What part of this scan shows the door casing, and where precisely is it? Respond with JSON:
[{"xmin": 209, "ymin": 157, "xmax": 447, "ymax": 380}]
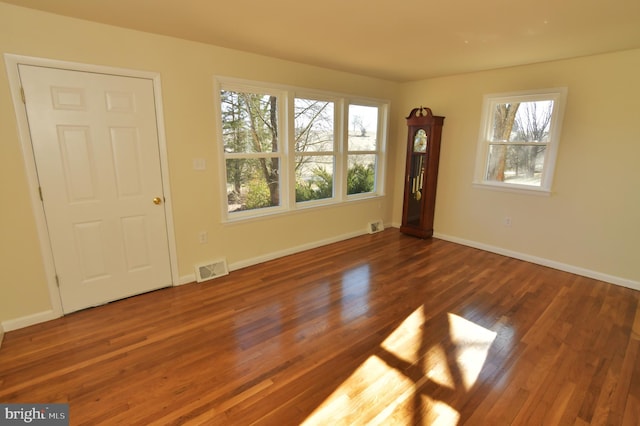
[{"xmin": 4, "ymin": 54, "xmax": 179, "ymax": 321}]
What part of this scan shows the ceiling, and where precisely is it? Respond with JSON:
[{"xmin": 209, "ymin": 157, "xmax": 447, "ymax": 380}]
[{"xmin": 3, "ymin": 0, "xmax": 640, "ymax": 82}]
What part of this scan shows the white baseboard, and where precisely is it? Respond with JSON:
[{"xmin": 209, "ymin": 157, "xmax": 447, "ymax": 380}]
[
  {"xmin": 182, "ymin": 226, "xmax": 638, "ymax": 292},
  {"xmin": 178, "ymin": 228, "xmax": 370, "ymax": 286},
  {"xmin": 3, "ymin": 230, "xmax": 372, "ymax": 333},
  {"xmin": 228, "ymin": 229, "xmax": 366, "ymax": 272},
  {"xmin": 178, "ymin": 274, "xmax": 197, "ymax": 285},
  {"xmin": 434, "ymin": 232, "xmax": 640, "ymax": 291},
  {"xmin": 1, "ymin": 309, "xmax": 60, "ymax": 333},
  {"xmin": 3, "ymin": 226, "xmax": 634, "ymax": 335}
]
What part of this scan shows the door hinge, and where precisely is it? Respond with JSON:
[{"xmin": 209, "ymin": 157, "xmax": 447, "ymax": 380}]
[
  {"xmin": 38, "ymin": 186, "xmax": 43, "ymax": 201},
  {"xmin": 55, "ymin": 275, "xmax": 60, "ymax": 287},
  {"xmin": 20, "ymin": 87, "xmax": 25, "ymax": 104}
]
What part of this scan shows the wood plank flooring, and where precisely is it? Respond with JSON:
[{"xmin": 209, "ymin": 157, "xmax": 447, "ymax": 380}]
[{"xmin": 1, "ymin": 229, "xmax": 639, "ymax": 425}]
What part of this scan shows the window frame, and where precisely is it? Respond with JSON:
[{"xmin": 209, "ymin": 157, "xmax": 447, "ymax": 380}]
[
  {"xmin": 473, "ymin": 87, "xmax": 567, "ymax": 195},
  {"xmin": 291, "ymin": 93, "xmax": 340, "ymax": 207},
  {"xmin": 215, "ymin": 77, "xmax": 389, "ymax": 222},
  {"xmin": 345, "ymin": 102, "xmax": 385, "ymax": 199},
  {"xmin": 218, "ymin": 81, "xmax": 289, "ymax": 220}
]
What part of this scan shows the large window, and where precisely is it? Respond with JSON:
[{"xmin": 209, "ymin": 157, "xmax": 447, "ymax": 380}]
[
  {"xmin": 347, "ymin": 105, "xmax": 379, "ymax": 196},
  {"xmin": 218, "ymin": 78, "xmax": 388, "ymax": 220},
  {"xmin": 220, "ymin": 88, "xmax": 283, "ymax": 213},
  {"xmin": 473, "ymin": 88, "xmax": 567, "ymax": 193},
  {"xmin": 294, "ymin": 97, "xmax": 336, "ymax": 203}
]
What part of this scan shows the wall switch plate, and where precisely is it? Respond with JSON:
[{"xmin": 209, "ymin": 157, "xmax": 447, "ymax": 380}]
[{"xmin": 193, "ymin": 158, "xmax": 206, "ymax": 170}]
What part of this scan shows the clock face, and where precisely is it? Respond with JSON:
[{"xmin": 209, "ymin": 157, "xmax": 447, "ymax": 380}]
[{"xmin": 413, "ymin": 129, "xmax": 428, "ymax": 153}]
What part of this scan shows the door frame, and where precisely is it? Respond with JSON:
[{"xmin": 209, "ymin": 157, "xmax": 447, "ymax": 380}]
[{"xmin": 4, "ymin": 54, "xmax": 179, "ymax": 319}]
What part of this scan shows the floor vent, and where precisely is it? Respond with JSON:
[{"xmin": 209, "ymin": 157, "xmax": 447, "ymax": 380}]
[
  {"xmin": 195, "ymin": 259, "xmax": 229, "ymax": 283},
  {"xmin": 368, "ymin": 220, "xmax": 384, "ymax": 234}
]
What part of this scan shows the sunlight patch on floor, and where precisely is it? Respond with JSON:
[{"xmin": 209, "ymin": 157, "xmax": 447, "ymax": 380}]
[
  {"xmin": 447, "ymin": 313, "xmax": 497, "ymax": 391},
  {"xmin": 302, "ymin": 308, "xmax": 498, "ymax": 425},
  {"xmin": 380, "ymin": 305, "xmax": 427, "ymax": 364},
  {"xmin": 302, "ymin": 355, "xmax": 414, "ymax": 425},
  {"xmin": 421, "ymin": 398, "xmax": 461, "ymax": 426}
]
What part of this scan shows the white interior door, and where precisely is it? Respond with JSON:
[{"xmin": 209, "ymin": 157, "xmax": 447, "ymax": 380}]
[{"xmin": 19, "ymin": 64, "xmax": 173, "ymax": 313}]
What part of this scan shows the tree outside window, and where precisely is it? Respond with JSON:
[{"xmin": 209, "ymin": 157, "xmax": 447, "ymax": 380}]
[
  {"xmin": 294, "ymin": 98, "xmax": 335, "ymax": 203},
  {"xmin": 347, "ymin": 104, "xmax": 379, "ymax": 195},
  {"xmin": 475, "ymin": 88, "xmax": 567, "ymax": 193},
  {"xmin": 219, "ymin": 79, "xmax": 388, "ymax": 219},
  {"xmin": 221, "ymin": 90, "xmax": 281, "ymax": 212}
]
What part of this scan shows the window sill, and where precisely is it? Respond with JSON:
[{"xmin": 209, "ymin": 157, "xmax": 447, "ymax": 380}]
[
  {"xmin": 472, "ymin": 181, "xmax": 551, "ymax": 196},
  {"xmin": 222, "ymin": 194, "xmax": 386, "ymax": 225}
]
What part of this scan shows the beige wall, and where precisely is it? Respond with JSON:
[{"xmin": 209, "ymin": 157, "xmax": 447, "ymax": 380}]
[
  {"xmin": 1, "ymin": 2, "xmax": 638, "ymax": 329},
  {"xmin": 0, "ymin": 3, "xmax": 399, "ymax": 326},
  {"xmin": 392, "ymin": 49, "xmax": 640, "ymax": 286}
]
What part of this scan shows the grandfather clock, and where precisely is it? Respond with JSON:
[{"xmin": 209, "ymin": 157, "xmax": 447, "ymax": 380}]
[{"xmin": 400, "ymin": 107, "xmax": 444, "ymax": 238}]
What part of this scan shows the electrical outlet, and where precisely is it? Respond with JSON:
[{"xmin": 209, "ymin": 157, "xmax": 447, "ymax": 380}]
[{"xmin": 198, "ymin": 231, "xmax": 208, "ymax": 243}]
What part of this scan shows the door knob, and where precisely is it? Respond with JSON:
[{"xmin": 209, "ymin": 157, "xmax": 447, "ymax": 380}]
[{"xmin": 153, "ymin": 197, "xmax": 162, "ymax": 205}]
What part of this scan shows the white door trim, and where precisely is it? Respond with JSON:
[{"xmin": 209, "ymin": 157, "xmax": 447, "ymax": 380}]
[{"xmin": 4, "ymin": 54, "xmax": 179, "ymax": 319}]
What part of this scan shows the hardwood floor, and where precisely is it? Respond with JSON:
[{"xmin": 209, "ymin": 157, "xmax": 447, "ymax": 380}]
[{"xmin": 1, "ymin": 229, "xmax": 639, "ymax": 425}]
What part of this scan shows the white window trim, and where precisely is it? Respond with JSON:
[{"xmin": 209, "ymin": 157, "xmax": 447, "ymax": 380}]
[
  {"xmin": 473, "ymin": 87, "xmax": 568, "ymax": 195},
  {"xmin": 290, "ymin": 92, "xmax": 341, "ymax": 208},
  {"xmin": 344, "ymin": 100, "xmax": 388, "ymax": 200},
  {"xmin": 216, "ymin": 80, "xmax": 290, "ymax": 221},
  {"xmin": 214, "ymin": 76, "xmax": 389, "ymax": 222}
]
